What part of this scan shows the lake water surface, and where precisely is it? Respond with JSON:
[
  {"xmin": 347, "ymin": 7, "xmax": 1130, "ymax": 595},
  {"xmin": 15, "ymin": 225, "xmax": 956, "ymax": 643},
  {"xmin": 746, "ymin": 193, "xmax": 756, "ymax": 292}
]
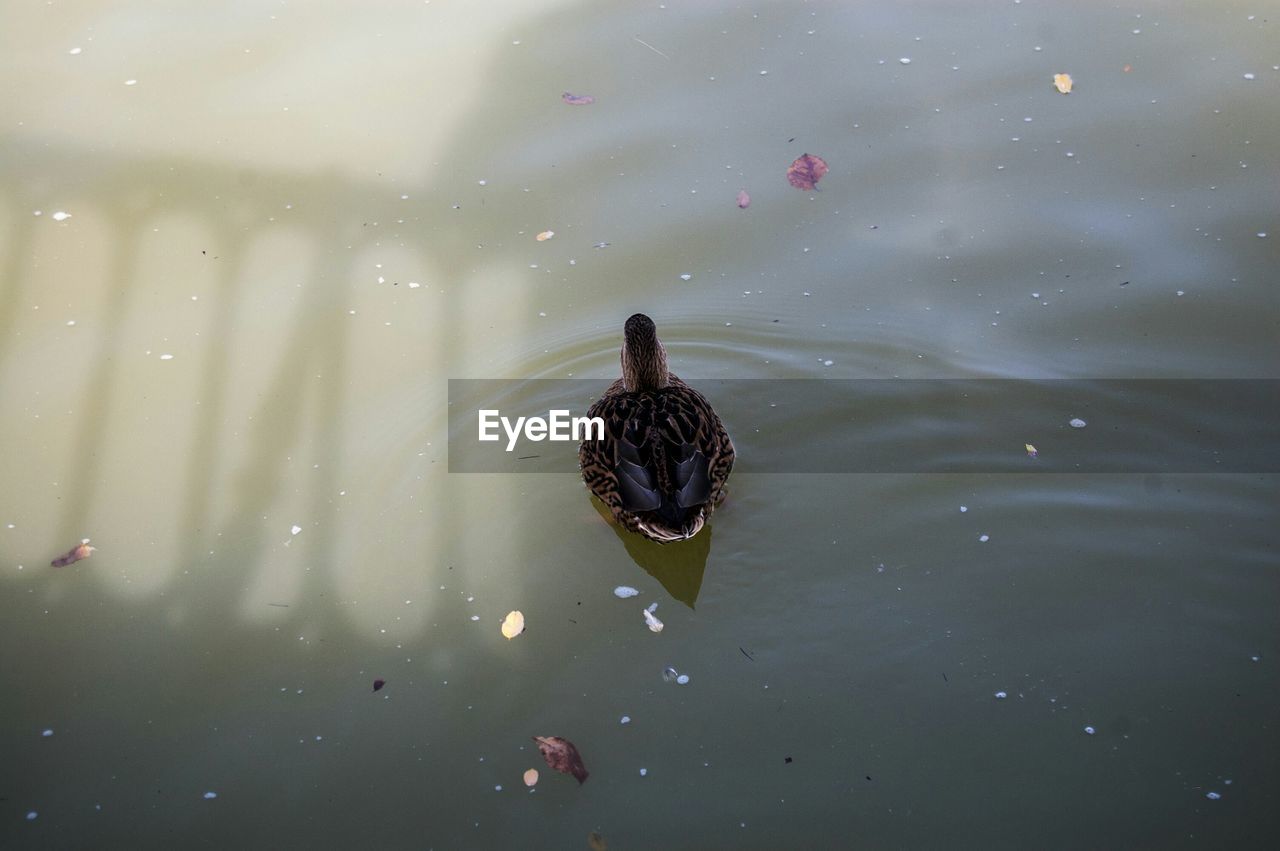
[{"xmin": 2, "ymin": 1, "xmax": 1277, "ymax": 848}]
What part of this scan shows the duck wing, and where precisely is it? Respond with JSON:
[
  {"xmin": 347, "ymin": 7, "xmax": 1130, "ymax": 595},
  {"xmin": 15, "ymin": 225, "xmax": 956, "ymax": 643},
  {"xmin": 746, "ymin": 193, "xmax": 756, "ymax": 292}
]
[{"xmin": 580, "ymin": 378, "xmax": 729, "ymax": 536}]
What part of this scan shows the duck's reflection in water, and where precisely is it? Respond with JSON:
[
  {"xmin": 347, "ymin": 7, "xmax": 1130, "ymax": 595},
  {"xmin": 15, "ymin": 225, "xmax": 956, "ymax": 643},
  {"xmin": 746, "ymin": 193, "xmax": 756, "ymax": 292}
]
[{"xmin": 590, "ymin": 497, "xmax": 710, "ymax": 608}]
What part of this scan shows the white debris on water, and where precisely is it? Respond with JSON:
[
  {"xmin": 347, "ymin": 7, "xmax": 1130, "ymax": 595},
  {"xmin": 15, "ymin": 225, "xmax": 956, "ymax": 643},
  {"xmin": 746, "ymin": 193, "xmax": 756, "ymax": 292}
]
[
  {"xmin": 1070, "ymin": 418, "xmax": 1087, "ymax": 428},
  {"xmin": 639, "ymin": 768, "xmax": 648, "ymax": 776},
  {"xmin": 614, "ymin": 586, "xmax": 639, "ymax": 598},
  {"xmin": 42, "ymin": 728, "xmax": 53, "ymax": 737},
  {"xmin": 978, "ymin": 534, "xmax": 990, "ymax": 542},
  {"xmin": 69, "ymin": 47, "xmax": 82, "ymax": 55},
  {"xmin": 159, "ymin": 353, "xmax": 174, "ymax": 360},
  {"xmin": 1083, "ymin": 725, "xmax": 1096, "ymax": 735},
  {"xmin": 994, "ymin": 691, "xmax": 1007, "ymax": 699},
  {"xmin": 643, "ymin": 608, "xmax": 664, "ymax": 633},
  {"xmin": 1242, "ymin": 73, "xmax": 1255, "ymax": 80},
  {"xmin": 676, "ymin": 674, "xmax": 690, "ymax": 685},
  {"xmin": 26, "ymin": 811, "xmax": 38, "ymax": 821},
  {"xmin": 203, "ymin": 791, "xmax": 218, "ymax": 799},
  {"xmin": 124, "ymin": 79, "xmax": 137, "ymax": 86},
  {"xmin": 663, "ymin": 666, "xmax": 679, "ymax": 683},
  {"xmin": 290, "ymin": 525, "xmax": 302, "ymax": 536},
  {"xmin": 960, "ymin": 505, "xmax": 968, "ymax": 512},
  {"xmin": 679, "ymin": 273, "xmax": 692, "ymax": 281},
  {"xmin": 1206, "ymin": 791, "xmax": 1221, "ymax": 800},
  {"xmin": 52, "ymin": 211, "xmax": 71, "ymax": 221},
  {"xmin": 899, "ymin": 57, "xmax": 911, "ymax": 64}
]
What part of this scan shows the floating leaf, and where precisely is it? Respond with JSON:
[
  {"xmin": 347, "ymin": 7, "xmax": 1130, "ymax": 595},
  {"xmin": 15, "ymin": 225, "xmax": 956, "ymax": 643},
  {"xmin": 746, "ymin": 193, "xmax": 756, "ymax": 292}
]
[
  {"xmin": 523, "ymin": 768, "xmax": 539, "ymax": 787},
  {"xmin": 786, "ymin": 153, "xmax": 828, "ymax": 191},
  {"xmin": 51, "ymin": 539, "xmax": 94, "ymax": 567},
  {"xmin": 532, "ymin": 735, "xmax": 589, "ymax": 784},
  {"xmin": 501, "ymin": 610, "xmax": 525, "ymax": 639},
  {"xmin": 1053, "ymin": 73, "xmax": 1073, "ymax": 94},
  {"xmin": 1122, "ymin": 64, "xmax": 1132, "ymax": 73},
  {"xmin": 1025, "ymin": 443, "xmax": 1039, "ymax": 457},
  {"xmin": 562, "ymin": 92, "xmax": 595, "ymax": 105},
  {"xmin": 643, "ymin": 608, "xmax": 664, "ymax": 633},
  {"xmin": 736, "ymin": 189, "xmax": 751, "ymax": 209},
  {"xmin": 587, "ymin": 832, "xmax": 609, "ymax": 851},
  {"xmin": 536, "ymin": 230, "xmax": 555, "ymax": 241},
  {"xmin": 372, "ymin": 678, "xmax": 386, "ymax": 692}
]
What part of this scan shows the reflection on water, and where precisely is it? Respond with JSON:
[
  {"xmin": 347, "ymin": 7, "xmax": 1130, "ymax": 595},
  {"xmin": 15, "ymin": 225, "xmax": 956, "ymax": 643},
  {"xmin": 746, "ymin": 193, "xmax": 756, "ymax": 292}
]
[
  {"xmin": 592, "ymin": 497, "xmax": 710, "ymax": 608},
  {"xmin": 2, "ymin": 0, "xmax": 1278, "ymax": 847}
]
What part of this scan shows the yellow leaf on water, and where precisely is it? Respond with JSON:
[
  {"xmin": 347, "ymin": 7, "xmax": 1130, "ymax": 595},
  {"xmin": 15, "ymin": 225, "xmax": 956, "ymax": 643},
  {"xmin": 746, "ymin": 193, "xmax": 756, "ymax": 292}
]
[
  {"xmin": 523, "ymin": 768, "xmax": 539, "ymax": 787},
  {"xmin": 501, "ymin": 610, "xmax": 525, "ymax": 639},
  {"xmin": 1025, "ymin": 443, "xmax": 1039, "ymax": 457},
  {"xmin": 536, "ymin": 230, "xmax": 555, "ymax": 241},
  {"xmin": 1053, "ymin": 73, "xmax": 1073, "ymax": 94}
]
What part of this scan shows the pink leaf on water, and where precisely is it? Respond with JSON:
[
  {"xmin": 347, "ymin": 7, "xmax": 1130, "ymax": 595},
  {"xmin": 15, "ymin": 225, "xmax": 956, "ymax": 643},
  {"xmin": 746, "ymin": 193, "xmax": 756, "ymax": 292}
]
[
  {"xmin": 736, "ymin": 189, "xmax": 751, "ymax": 209},
  {"xmin": 786, "ymin": 153, "xmax": 828, "ymax": 191},
  {"xmin": 562, "ymin": 92, "xmax": 595, "ymax": 105}
]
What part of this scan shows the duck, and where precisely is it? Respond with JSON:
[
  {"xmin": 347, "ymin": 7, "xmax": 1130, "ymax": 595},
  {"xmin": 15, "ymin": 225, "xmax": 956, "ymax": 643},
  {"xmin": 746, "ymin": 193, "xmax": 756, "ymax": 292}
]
[{"xmin": 579, "ymin": 313, "xmax": 734, "ymax": 543}]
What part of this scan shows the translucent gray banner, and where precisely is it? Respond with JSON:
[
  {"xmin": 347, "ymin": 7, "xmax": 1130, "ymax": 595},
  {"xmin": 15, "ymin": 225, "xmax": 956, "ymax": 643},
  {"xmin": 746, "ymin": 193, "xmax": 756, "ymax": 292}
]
[{"xmin": 447, "ymin": 379, "xmax": 1280, "ymax": 473}]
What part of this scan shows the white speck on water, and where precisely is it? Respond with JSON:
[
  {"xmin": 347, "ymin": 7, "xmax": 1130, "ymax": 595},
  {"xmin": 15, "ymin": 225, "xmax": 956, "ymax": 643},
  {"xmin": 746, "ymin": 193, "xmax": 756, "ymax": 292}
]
[
  {"xmin": 613, "ymin": 586, "xmax": 639, "ymax": 598},
  {"xmin": 290, "ymin": 525, "xmax": 302, "ymax": 536},
  {"xmin": 639, "ymin": 768, "xmax": 648, "ymax": 776},
  {"xmin": 1176, "ymin": 290, "xmax": 1185, "ymax": 297},
  {"xmin": 159, "ymin": 353, "xmax": 174, "ymax": 360},
  {"xmin": 960, "ymin": 505, "xmax": 968, "ymax": 512},
  {"xmin": 203, "ymin": 791, "xmax": 218, "ymax": 800},
  {"xmin": 69, "ymin": 47, "xmax": 82, "ymax": 55},
  {"xmin": 124, "ymin": 79, "xmax": 138, "ymax": 86},
  {"xmin": 42, "ymin": 728, "xmax": 53, "ymax": 737},
  {"xmin": 1206, "ymin": 791, "xmax": 1221, "ymax": 800},
  {"xmin": 994, "ymin": 691, "xmax": 1008, "ymax": 699},
  {"xmin": 1258, "ymin": 233, "xmax": 1268, "ymax": 238},
  {"xmin": 620, "ymin": 715, "xmax": 631, "ymax": 724},
  {"xmin": 823, "ymin": 359, "xmax": 834, "ymax": 367},
  {"xmin": 66, "ymin": 320, "xmax": 77, "ymax": 327},
  {"xmin": 1084, "ymin": 725, "xmax": 1096, "ymax": 735},
  {"xmin": 899, "ymin": 57, "xmax": 911, "ymax": 64},
  {"xmin": 1031, "ymin": 292, "xmax": 1041, "ymax": 299},
  {"xmin": 52, "ymin": 211, "xmax": 71, "ymax": 221},
  {"xmin": 26, "ymin": 811, "xmax": 38, "ymax": 821},
  {"xmin": 676, "ymin": 674, "xmax": 690, "ymax": 685},
  {"xmin": 494, "ymin": 785, "xmax": 503, "ymax": 791},
  {"xmin": 759, "ymin": 70, "xmax": 768, "ymax": 75},
  {"xmin": 477, "ymin": 179, "xmax": 487, "ymax": 186},
  {"xmin": 663, "ymin": 666, "xmax": 679, "ymax": 683},
  {"xmin": 469, "ymin": 615, "xmax": 479, "ymax": 621},
  {"xmin": 1070, "ymin": 418, "xmax": 1087, "ymax": 428},
  {"xmin": 978, "ymin": 534, "xmax": 990, "ymax": 542},
  {"xmin": 1242, "ymin": 73, "xmax": 1255, "ymax": 80},
  {"xmin": 679, "ymin": 273, "xmax": 692, "ymax": 281},
  {"xmin": 1065, "ymin": 152, "xmax": 1074, "ymax": 158},
  {"xmin": 1250, "ymin": 655, "xmax": 1260, "ymax": 662},
  {"xmin": 1024, "ymin": 116, "xmax": 1033, "ymax": 123},
  {"xmin": 408, "ymin": 281, "xmax": 421, "ymax": 288}
]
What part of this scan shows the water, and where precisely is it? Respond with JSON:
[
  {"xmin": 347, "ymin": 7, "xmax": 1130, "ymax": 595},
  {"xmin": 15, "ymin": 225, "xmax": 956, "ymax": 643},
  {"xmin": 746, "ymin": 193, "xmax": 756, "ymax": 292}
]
[{"xmin": 2, "ymin": 0, "xmax": 1278, "ymax": 847}]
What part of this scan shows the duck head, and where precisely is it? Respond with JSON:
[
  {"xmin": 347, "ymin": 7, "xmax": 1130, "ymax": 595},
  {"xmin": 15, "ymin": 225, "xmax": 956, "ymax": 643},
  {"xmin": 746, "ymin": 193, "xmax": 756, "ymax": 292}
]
[{"xmin": 621, "ymin": 313, "xmax": 670, "ymax": 392}]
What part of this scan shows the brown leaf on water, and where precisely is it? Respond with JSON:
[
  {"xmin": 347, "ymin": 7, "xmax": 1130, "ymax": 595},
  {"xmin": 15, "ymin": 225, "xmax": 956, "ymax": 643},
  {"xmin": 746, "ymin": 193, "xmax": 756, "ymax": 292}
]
[
  {"xmin": 562, "ymin": 92, "xmax": 595, "ymax": 105},
  {"xmin": 736, "ymin": 189, "xmax": 751, "ymax": 209},
  {"xmin": 786, "ymin": 153, "xmax": 828, "ymax": 190},
  {"xmin": 51, "ymin": 539, "xmax": 95, "ymax": 567},
  {"xmin": 532, "ymin": 735, "xmax": 589, "ymax": 784},
  {"xmin": 372, "ymin": 678, "xmax": 386, "ymax": 692},
  {"xmin": 587, "ymin": 831, "xmax": 608, "ymax": 851}
]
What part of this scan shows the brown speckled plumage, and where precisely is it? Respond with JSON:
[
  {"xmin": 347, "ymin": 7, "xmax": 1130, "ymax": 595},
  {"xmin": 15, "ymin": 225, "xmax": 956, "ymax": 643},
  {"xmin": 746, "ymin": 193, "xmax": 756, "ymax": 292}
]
[{"xmin": 579, "ymin": 314, "xmax": 734, "ymax": 543}]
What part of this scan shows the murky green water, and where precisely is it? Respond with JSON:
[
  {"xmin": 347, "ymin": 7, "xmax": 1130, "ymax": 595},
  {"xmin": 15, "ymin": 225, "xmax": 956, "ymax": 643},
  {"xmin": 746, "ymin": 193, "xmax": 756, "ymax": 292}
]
[{"xmin": 2, "ymin": 0, "xmax": 1277, "ymax": 847}]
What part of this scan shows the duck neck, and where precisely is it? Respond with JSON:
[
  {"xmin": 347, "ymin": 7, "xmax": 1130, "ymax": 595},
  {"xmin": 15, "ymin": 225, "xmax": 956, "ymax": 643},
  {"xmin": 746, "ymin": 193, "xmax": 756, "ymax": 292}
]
[{"xmin": 622, "ymin": 338, "xmax": 669, "ymax": 392}]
